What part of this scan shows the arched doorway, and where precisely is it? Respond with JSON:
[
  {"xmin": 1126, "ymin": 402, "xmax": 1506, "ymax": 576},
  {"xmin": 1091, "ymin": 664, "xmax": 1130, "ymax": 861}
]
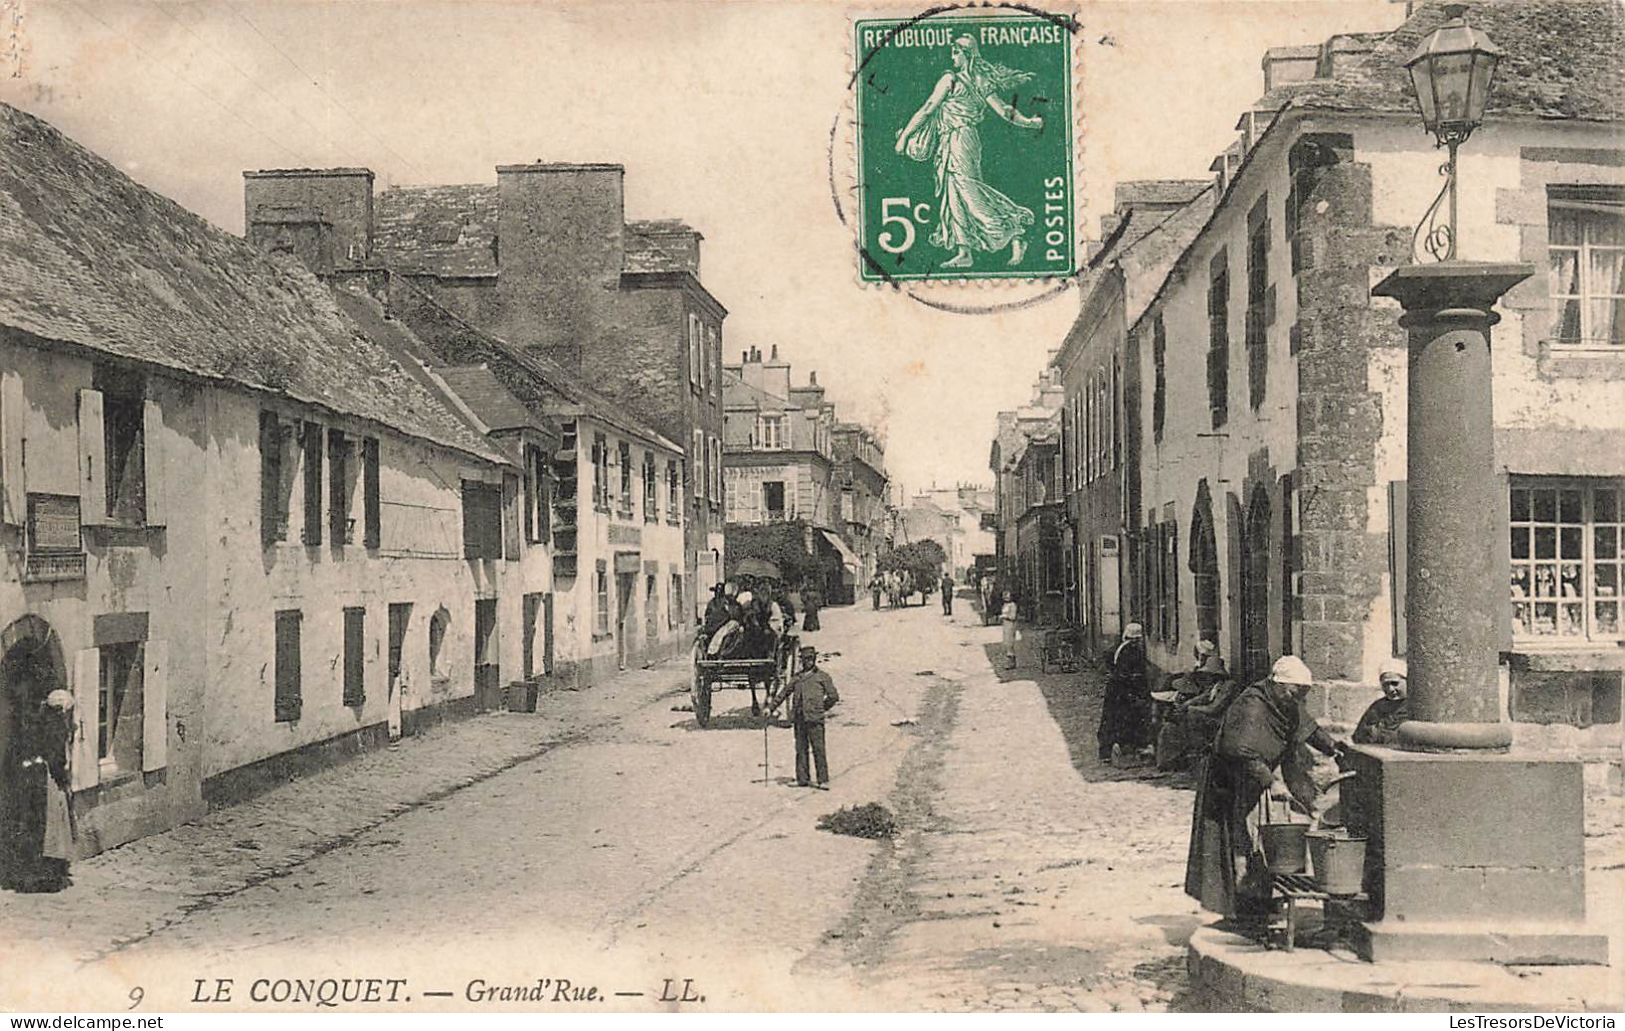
[
  {"xmin": 1240, "ymin": 485, "xmax": 1274, "ymax": 684},
  {"xmin": 1189, "ymin": 481, "xmax": 1222, "ymax": 651},
  {"xmin": 0, "ymin": 616, "xmax": 70, "ymax": 863}
]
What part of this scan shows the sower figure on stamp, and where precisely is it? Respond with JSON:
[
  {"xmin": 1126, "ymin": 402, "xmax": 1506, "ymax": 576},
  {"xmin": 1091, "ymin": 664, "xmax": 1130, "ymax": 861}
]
[
  {"xmin": 894, "ymin": 35, "xmax": 1044, "ymax": 269},
  {"xmin": 767, "ymin": 645, "xmax": 840, "ymax": 790}
]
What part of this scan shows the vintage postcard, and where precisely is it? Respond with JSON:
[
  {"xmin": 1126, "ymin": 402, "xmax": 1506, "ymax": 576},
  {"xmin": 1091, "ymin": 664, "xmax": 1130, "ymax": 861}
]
[{"xmin": 0, "ymin": 0, "xmax": 1621, "ymax": 1018}]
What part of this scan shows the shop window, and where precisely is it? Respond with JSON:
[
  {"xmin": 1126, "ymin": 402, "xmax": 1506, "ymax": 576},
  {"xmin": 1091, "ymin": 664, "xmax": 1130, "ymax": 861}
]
[
  {"xmin": 342, "ymin": 606, "xmax": 365, "ymax": 707},
  {"xmin": 274, "ymin": 609, "xmax": 302, "ymax": 722},
  {"xmin": 1547, "ymin": 186, "xmax": 1624, "ymax": 347},
  {"xmin": 98, "ymin": 642, "xmax": 143, "ymax": 778},
  {"xmin": 1510, "ymin": 479, "xmax": 1623, "ymax": 642}
]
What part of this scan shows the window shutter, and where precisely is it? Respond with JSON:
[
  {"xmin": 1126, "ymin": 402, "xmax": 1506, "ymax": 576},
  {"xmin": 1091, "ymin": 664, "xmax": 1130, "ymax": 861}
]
[
  {"xmin": 503, "ymin": 473, "xmax": 521, "ymax": 560},
  {"xmin": 77, "ymin": 388, "xmax": 108, "ymax": 525},
  {"xmin": 142, "ymin": 640, "xmax": 168, "ymax": 771},
  {"xmin": 71, "ymin": 648, "xmax": 100, "ymax": 792},
  {"xmin": 0, "ymin": 371, "xmax": 24, "ymax": 526},
  {"xmin": 1388, "ymin": 480, "xmax": 1408, "ymax": 656},
  {"xmin": 1493, "ymin": 472, "xmax": 1512, "ymax": 653},
  {"xmin": 363, "ymin": 438, "xmax": 381, "ymax": 549},
  {"xmin": 142, "ymin": 399, "xmax": 165, "ymax": 527},
  {"xmin": 259, "ymin": 413, "xmax": 283, "ymax": 545}
]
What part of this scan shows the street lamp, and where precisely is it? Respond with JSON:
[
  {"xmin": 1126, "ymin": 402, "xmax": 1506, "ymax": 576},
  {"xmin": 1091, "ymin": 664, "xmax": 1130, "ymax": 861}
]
[{"xmin": 1402, "ymin": 2, "xmax": 1505, "ymax": 260}]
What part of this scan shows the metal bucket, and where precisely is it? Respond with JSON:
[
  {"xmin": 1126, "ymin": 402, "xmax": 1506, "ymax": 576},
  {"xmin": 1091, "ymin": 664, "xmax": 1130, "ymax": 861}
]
[
  {"xmin": 1307, "ymin": 830, "xmax": 1367, "ymax": 895},
  {"xmin": 1260, "ymin": 821, "xmax": 1310, "ymax": 874}
]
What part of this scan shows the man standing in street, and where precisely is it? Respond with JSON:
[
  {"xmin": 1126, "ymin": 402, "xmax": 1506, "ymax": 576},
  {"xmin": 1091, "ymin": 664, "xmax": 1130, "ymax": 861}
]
[
  {"xmin": 940, "ymin": 571, "xmax": 955, "ymax": 616},
  {"xmin": 768, "ymin": 645, "xmax": 841, "ymax": 789}
]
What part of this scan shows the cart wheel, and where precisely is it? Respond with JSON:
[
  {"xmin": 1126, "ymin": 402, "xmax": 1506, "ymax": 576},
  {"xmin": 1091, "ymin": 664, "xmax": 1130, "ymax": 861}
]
[{"xmin": 691, "ymin": 665, "xmax": 712, "ymax": 728}]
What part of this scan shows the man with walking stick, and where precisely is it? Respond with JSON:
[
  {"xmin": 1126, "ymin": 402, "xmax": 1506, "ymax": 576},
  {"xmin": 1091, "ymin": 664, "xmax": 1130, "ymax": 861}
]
[{"xmin": 767, "ymin": 645, "xmax": 840, "ymax": 790}]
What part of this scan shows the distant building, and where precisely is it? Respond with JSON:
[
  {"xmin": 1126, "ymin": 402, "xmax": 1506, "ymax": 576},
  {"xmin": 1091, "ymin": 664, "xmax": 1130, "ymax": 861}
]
[
  {"xmin": 721, "ymin": 346, "xmax": 868, "ymax": 599},
  {"xmin": 244, "ymin": 162, "xmax": 729, "ymax": 623},
  {"xmin": 988, "ymin": 370, "xmax": 1065, "ymax": 613},
  {"xmin": 1054, "ymin": 180, "xmax": 1213, "ymax": 656},
  {"xmin": 833, "ymin": 423, "xmax": 890, "ymax": 593},
  {"xmin": 899, "ymin": 486, "xmax": 996, "ymax": 581}
]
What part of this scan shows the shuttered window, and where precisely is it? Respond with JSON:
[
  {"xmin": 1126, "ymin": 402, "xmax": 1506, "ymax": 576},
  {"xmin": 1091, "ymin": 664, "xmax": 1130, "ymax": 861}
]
[
  {"xmin": 342, "ymin": 606, "xmax": 365, "ymax": 707},
  {"xmin": 462, "ymin": 481, "xmax": 503, "ymax": 560},
  {"xmin": 274, "ymin": 610, "xmax": 302, "ymax": 722},
  {"xmin": 260, "ymin": 412, "xmax": 286, "ymax": 544},
  {"xmin": 301, "ymin": 422, "xmax": 323, "ymax": 545},
  {"xmin": 363, "ymin": 437, "xmax": 381, "ymax": 549}
]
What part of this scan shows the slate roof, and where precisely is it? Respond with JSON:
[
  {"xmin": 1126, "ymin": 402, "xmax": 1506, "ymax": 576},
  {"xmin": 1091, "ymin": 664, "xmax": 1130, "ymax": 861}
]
[
  {"xmin": 383, "ymin": 272, "xmax": 681, "ymax": 454},
  {"xmin": 373, "ymin": 189, "xmax": 706, "ymax": 279},
  {"xmin": 1113, "ymin": 180, "xmax": 1211, "ymax": 209},
  {"xmin": 433, "ymin": 364, "xmax": 552, "ymax": 435},
  {"xmin": 0, "ymin": 102, "xmax": 507, "ymax": 466},
  {"xmin": 624, "ymin": 219, "xmax": 701, "ymax": 274},
  {"xmin": 1288, "ymin": 0, "xmax": 1625, "ymax": 122},
  {"xmin": 374, "ymin": 184, "xmax": 500, "ymax": 278},
  {"xmin": 722, "ymin": 369, "xmax": 790, "ymax": 412}
]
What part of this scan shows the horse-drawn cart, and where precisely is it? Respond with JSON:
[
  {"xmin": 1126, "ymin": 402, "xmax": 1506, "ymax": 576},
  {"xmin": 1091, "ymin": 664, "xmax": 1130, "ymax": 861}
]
[{"xmin": 690, "ymin": 633, "xmax": 794, "ymax": 727}]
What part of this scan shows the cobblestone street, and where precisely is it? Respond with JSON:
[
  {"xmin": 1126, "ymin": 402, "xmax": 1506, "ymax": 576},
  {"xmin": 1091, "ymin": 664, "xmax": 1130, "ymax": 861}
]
[{"xmin": 2, "ymin": 600, "xmax": 1618, "ymax": 1012}]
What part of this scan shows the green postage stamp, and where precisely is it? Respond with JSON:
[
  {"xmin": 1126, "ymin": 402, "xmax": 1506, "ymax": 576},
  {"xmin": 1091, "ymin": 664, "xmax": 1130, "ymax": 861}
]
[{"xmin": 853, "ymin": 12, "xmax": 1076, "ymax": 284}]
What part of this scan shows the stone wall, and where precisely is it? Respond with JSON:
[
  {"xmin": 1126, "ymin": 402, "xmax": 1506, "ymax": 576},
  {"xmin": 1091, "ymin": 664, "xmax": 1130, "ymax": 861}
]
[{"xmin": 1288, "ymin": 134, "xmax": 1409, "ymax": 697}]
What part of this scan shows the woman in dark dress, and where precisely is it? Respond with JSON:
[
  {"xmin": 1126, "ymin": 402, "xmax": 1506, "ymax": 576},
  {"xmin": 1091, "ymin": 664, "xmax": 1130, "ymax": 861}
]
[
  {"xmin": 3, "ymin": 680, "xmax": 74, "ymax": 893},
  {"xmin": 1097, "ymin": 623, "xmax": 1150, "ymax": 761},
  {"xmin": 801, "ymin": 580, "xmax": 823, "ymax": 632},
  {"xmin": 1184, "ymin": 655, "xmax": 1341, "ymax": 920}
]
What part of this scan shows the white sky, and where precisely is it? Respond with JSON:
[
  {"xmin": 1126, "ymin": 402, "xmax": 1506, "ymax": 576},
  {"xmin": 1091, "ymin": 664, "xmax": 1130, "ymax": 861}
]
[{"xmin": 1, "ymin": 0, "xmax": 1406, "ymax": 497}]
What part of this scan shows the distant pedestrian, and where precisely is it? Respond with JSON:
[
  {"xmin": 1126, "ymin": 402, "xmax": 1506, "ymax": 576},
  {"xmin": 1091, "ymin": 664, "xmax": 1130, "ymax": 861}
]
[
  {"xmin": 801, "ymin": 580, "xmax": 823, "ymax": 632},
  {"xmin": 1098, "ymin": 622, "xmax": 1150, "ymax": 762},
  {"xmin": 870, "ymin": 575, "xmax": 883, "ymax": 611},
  {"xmin": 1000, "ymin": 591, "xmax": 1018, "ymax": 668},
  {"xmin": 940, "ymin": 571, "xmax": 955, "ymax": 615},
  {"xmin": 768, "ymin": 645, "xmax": 841, "ymax": 789}
]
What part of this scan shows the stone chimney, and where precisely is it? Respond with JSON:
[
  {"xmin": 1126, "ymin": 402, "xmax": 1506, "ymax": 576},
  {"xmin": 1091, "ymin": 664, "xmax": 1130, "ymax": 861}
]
[
  {"xmin": 1261, "ymin": 44, "xmax": 1320, "ymax": 92},
  {"xmin": 493, "ymin": 162, "xmax": 626, "ymax": 369},
  {"xmin": 243, "ymin": 168, "xmax": 375, "ymax": 275}
]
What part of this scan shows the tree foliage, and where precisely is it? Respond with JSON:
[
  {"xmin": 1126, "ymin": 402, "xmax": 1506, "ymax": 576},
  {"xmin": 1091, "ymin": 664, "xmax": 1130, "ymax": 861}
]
[
  {"xmin": 724, "ymin": 521, "xmax": 836, "ymax": 587},
  {"xmin": 879, "ymin": 539, "xmax": 948, "ymax": 595}
]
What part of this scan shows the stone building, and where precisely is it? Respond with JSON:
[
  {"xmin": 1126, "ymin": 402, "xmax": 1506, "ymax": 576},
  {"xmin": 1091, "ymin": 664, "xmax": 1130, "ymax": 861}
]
[
  {"xmin": 832, "ymin": 422, "xmax": 890, "ymax": 595},
  {"xmin": 1128, "ymin": 0, "xmax": 1625, "ymax": 746},
  {"xmin": 0, "ymin": 103, "xmax": 525, "ymax": 855},
  {"xmin": 721, "ymin": 346, "xmax": 862, "ymax": 598},
  {"xmin": 899, "ymin": 486, "xmax": 996, "ymax": 581},
  {"xmin": 1055, "ymin": 180, "xmax": 1213, "ymax": 656},
  {"xmin": 244, "ymin": 162, "xmax": 729, "ymax": 623},
  {"xmin": 340, "ymin": 272, "xmax": 691, "ymax": 688},
  {"xmin": 1010, "ymin": 419, "xmax": 1066, "ymax": 625},
  {"xmin": 988, "ymin": 370, "xmax": 1066, "ymax": 607}
]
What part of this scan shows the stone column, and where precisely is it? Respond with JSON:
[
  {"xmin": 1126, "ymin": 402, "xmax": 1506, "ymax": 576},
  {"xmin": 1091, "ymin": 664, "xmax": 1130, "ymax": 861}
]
[
  {"xmin": 1375, "ymin": 263, "xmax": 1529, "ymax": 749},
  {"xmin": 1346, "ymin": 262, "xmax": 1607, "ymax": 965}
]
